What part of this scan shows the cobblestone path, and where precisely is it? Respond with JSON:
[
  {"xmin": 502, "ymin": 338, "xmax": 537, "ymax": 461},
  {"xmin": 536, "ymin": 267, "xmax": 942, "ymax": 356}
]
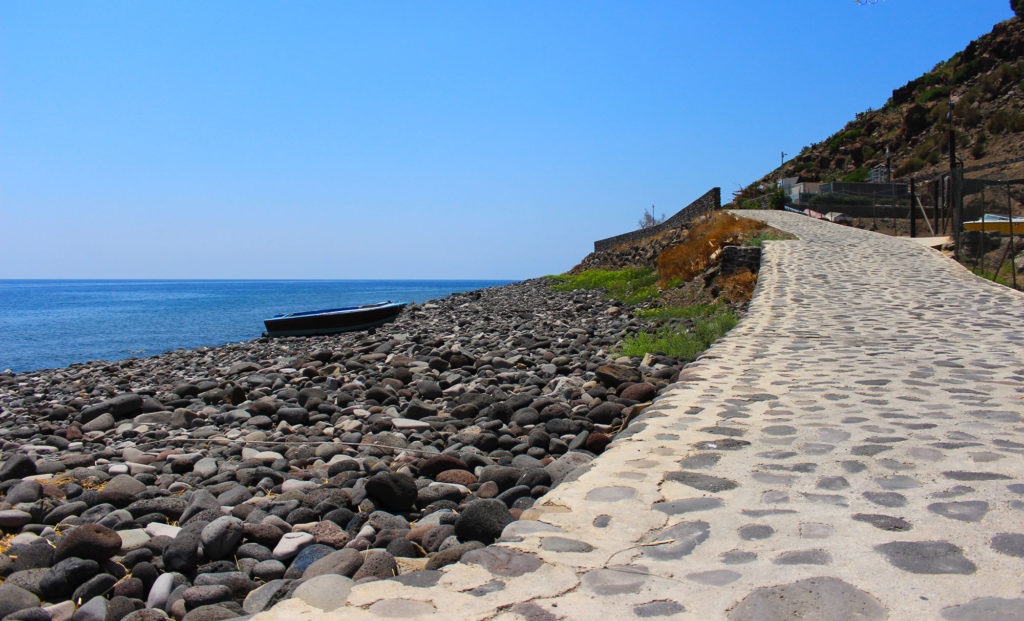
[{"xmin": 255, "ymin": 211, "xmax": 1024, "ymax": 620}]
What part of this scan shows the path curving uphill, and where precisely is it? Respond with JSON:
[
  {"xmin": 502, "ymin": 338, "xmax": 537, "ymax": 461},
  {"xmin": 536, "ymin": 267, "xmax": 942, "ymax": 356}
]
[{"xmin": 256, "ymin": 210, "xmax": 1024, "ymax": 619}]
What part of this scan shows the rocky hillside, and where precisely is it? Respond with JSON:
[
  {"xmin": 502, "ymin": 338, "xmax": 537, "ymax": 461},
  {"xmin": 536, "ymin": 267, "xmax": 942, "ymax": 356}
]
[{"xmin": 736, "ymin": 14, "xmax": 1024, "ymax": 202}]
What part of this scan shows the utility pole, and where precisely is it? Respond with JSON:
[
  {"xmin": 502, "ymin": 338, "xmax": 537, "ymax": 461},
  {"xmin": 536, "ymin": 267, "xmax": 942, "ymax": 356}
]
[
  {"xmin": 1009, "ymin": 181, "xmax": 1018, "ymax": 290},
  {"xmin": 948, "ymin": 87, "xmax": 956, "ymax": 180},
  {"xmin": 949, "ymin": 82, "xmax": 962, "ymax": 260},
  {"xmin": 775, "ymin": 152, "xmax": 788, "ymax": 205},
  {"xmin": 910, "ymin": 179, "xmax": 917, "ymax": 238}
]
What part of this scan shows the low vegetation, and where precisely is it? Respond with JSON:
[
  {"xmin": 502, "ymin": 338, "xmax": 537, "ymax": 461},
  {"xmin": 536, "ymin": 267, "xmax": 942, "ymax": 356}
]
[
  {"xmin": 547, "ymin": 267, "xmax": 660, "ymax": 304},
  {"xmin": 743, "ymin": 232, "xmax": 789, "ymax": 248},
  {"xmin": 841, "ymin": 167, "xmax": 871, "ymax": 183},
  {"xmin": 969, "ymin": 265, "xmax": 1018, "ymax": 288},
  {"xmin": 552, "ymin": 211, "xmax": 792, "ymax": 359},
  {"xmin": 635, "ymin": 301, "xmax": 724, "ymax": 320},
  {"xmin": 656, "ymin": 212, "xmax": 763, "ymax": 285},
  {"xmin": 717, "ymin": 270, "xmax": 759, "ymax": 304},
  {"xmin": 619, "ymin": 303, "xmax": 738, "ymax": 359}
]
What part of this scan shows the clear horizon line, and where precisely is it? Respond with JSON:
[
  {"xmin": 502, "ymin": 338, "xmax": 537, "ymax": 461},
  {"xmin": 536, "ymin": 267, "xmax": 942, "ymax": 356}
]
[{"xmin": 0, "ymin": 276, "xmax": 526, "ymax": 282}]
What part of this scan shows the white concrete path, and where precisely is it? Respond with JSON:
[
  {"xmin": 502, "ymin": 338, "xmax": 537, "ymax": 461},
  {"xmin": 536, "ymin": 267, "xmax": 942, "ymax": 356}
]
[{"xmin": 254, "ymin": 211, "xmax": 1024, "ymax": 620}]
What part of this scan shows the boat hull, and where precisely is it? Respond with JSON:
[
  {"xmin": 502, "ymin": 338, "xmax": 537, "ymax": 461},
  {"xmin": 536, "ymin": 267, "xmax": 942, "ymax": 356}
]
[
  {"xmin": 263, "ymin": 303, "xmax": 406, "ymax": 337},
  {"xmin": 963, "ymin": 220, "xmax": 1024, "ymax": 235}
]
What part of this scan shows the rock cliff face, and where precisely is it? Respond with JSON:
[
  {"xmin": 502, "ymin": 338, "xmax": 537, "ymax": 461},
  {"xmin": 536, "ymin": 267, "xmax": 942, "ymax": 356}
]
[{"xmin": 737, "ymin": 15, "xmax": 1024, "ymax": 202}]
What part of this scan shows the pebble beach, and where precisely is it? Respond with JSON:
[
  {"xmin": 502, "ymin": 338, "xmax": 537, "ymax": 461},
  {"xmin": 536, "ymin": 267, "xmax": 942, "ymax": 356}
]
[{"xmin": 0, "ymin": 277, "xmax": 687, "ymax": 621}]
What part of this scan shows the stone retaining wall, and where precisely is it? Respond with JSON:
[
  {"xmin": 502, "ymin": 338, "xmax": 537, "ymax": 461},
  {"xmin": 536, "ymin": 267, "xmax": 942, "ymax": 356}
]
[
  {"xmin": 593, "ymin": 187, "xmax": 720, "ymax": 251},
  {"xmin": 719, "ymin": 245, "xmax": 762, "ymax": 275}
]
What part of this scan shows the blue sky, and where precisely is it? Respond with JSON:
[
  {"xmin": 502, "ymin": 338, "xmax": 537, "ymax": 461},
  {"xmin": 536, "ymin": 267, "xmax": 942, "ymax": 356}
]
[{"xmin": 1, "ymin": 1, "xmax": 1014, "ymax": 279}]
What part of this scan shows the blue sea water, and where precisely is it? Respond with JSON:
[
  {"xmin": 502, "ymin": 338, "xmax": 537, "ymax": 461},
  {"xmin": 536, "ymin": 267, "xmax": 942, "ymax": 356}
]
[{"xmin": 0, "ymin": 279, "xmax": 515, "ymax": 373}]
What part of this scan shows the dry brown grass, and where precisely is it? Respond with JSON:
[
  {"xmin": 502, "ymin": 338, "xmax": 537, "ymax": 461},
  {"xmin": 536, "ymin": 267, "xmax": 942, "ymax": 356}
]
[
  {"xmin": 659, "ymin": 280, "xmax": 715, "ymax": 307},
  {"xmin": 610, "ymin": 226, "xmax": 683, "ymax": 251},
  {"xmin": 49, "ymin": 475, "xmax": 107, "ymax": 492},
  {"xmin": 657, "ymin": 213, "xmax": 763, "ymax": 285},
  {"xmin": 718, "ymin": 270, "xmax": 759, "ymax": 304}
]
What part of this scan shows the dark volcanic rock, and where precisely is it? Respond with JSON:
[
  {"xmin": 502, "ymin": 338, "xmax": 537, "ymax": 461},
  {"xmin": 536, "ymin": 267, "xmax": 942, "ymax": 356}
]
[
  {"xmin": 98, "ymin": 474, "xmax": 148, "ymax": 507},
  {"xmin": 418, "ymin": 455, "xmax": 469, "ymax": 480},
  {"xmin": 455, "ymin": 499, "xmax": 514, "ymax": 544},
  {"xmin": 127, "ymin": 497, "xmax": 187, "ymax": 521},
  {"xmin": 55, "ymin": 524, "xmax": 122, "ymax": 562},
  {"xmin": 0, "ymin": 583, "xmax": 41, "ymax": 619},
  {"xmin": 619, "ymin": 382, "xmax": 657, "ymax": 402},
  {"xmin": 41, "ymin": 557, "xmax": 100, "ymax": 599},
  {"xmin": 425, "ymin": 541, "xmax": 485, "ymax": 570},
  {"xmin": 0, "ymin": 454, "xmax": 37, "ymax": 481},
  {"xmin": 365, "ymin": 472, "xmax": 418, "ymax": 513},
  {"xmin": 0, "ymin": 277, "xmax": 686, "ymax": 613},
  {"xmin": 478, "ymin": 466, "xmax": 523, "ymax": 492},
  {"xmin": 72, "ymin": 572, "xmax": 119, "ymax": 603},
  {"xmin": 595, "ymin": 364, "xmax": 641, "ymax": 387},
  {"xmin": 164, "ymin": 526, "xmax": 203, "ymax": 574},
  {"xmin": 201, "ymin": 516, "xmax": 245, "ymax": 561},
  {"xmin": 352, "ymin": 549, "xmax": 397, "ymax": 580},
  {"xmin": 588, "ymin": 402, "xmax": 622, "ymax": 425},
  {"xmin": 80, "ymin": 393, "xmax": 144, "ymax": 423}
]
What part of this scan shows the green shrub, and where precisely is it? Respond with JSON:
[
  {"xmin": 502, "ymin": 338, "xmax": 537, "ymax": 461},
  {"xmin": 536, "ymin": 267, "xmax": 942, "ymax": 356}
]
[
  {"xmin": 826, "ymin": 129, "xmax": 864, "ymax": 152},
  {"xmin": 994, "ymin": 63, "xmax": 1021, "ymax": 86},
  {"xmin": 972, "ymin": 131, "xmax": 988, "ymax": 159},
  {"xmin": 928, "ymin": 103, "xmax": 948, "ymax": 125},
  {"xmin": 954, "ymin": 59, "xmax": 982, "ymax": 85},
  {"xmin": 917, "ymin": 86, "xmax": 948, "ymax": 105},
  {"xmin": 841, "ymin": 168, "xmax": 870, "ymax": 183},
  {"xmin": 894, "ymin": 158, "xmax": 926, "ymax": 177},
  {"xmin": 988, "ymin": 109, "xmax": 1012, "ymax": 133},
  {"xmin": 743, "ymin": 233, "xmax": 788, "ymax": 248},
  {"xmin": 981, "ymin": 72, "xmax": 1002, "ymax": 94},
  {"xmin": 635, "ymin": 302, "xmax": 725, "ymax": 321},
  {"xmin": 548, "ymin": 267, "xmax": 660, "ymax": 304},
  {"xmin": 913, "ymin": 134, "xmax": 940, "ymax": 160},
  {"xmin": 919, "ymin": 71, "xmax": 947, "ymax": 88},
  {"xmin": 619, "ymin": 307, "xmax": 738, "ymax": 359},
  {"xmin": 962, "ymin": 107, "xmax": 982, "ymax": 128},
  {"xmin": 1008, "ymin": 111, "xmax": 1024, "ymax": 132}
]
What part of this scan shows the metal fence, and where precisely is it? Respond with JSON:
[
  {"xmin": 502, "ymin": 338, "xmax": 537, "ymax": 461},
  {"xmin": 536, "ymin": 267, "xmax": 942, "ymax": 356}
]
[
  {"xmin": 797, "ymin": 170, "xmax": 1023, "ymax": 290},
  {"xmin": 907, "ymin": 171, "xmax": 1023, "ymax": 289}
]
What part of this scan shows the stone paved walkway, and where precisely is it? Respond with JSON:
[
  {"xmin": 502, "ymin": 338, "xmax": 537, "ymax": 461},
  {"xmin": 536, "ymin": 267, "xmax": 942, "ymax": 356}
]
[{"xmin": 254, "ymin": 211, "xmax": 1024, "ymax": 620}]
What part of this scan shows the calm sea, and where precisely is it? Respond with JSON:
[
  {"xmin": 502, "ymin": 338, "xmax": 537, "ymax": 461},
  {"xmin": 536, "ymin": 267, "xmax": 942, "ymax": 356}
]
[{"xmin": 0, "ymin": 279, "xmax": 515, "ymax": 373}]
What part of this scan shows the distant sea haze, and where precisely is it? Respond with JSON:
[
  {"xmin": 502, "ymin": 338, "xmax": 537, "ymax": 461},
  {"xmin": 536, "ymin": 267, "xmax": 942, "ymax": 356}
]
[{"xmin": 0, "ymin": 279, "xmax": 515, "ymax": 373}]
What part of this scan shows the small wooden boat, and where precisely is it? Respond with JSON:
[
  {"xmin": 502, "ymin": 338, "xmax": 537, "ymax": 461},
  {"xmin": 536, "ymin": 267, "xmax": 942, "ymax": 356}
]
[
  {"xmin": 963, "ymin": 214, "xmax": 1024, "ymax": 235},
  {"xmin": 263, "ymin": 301, "xmax": 406, "ymax": 337}
]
